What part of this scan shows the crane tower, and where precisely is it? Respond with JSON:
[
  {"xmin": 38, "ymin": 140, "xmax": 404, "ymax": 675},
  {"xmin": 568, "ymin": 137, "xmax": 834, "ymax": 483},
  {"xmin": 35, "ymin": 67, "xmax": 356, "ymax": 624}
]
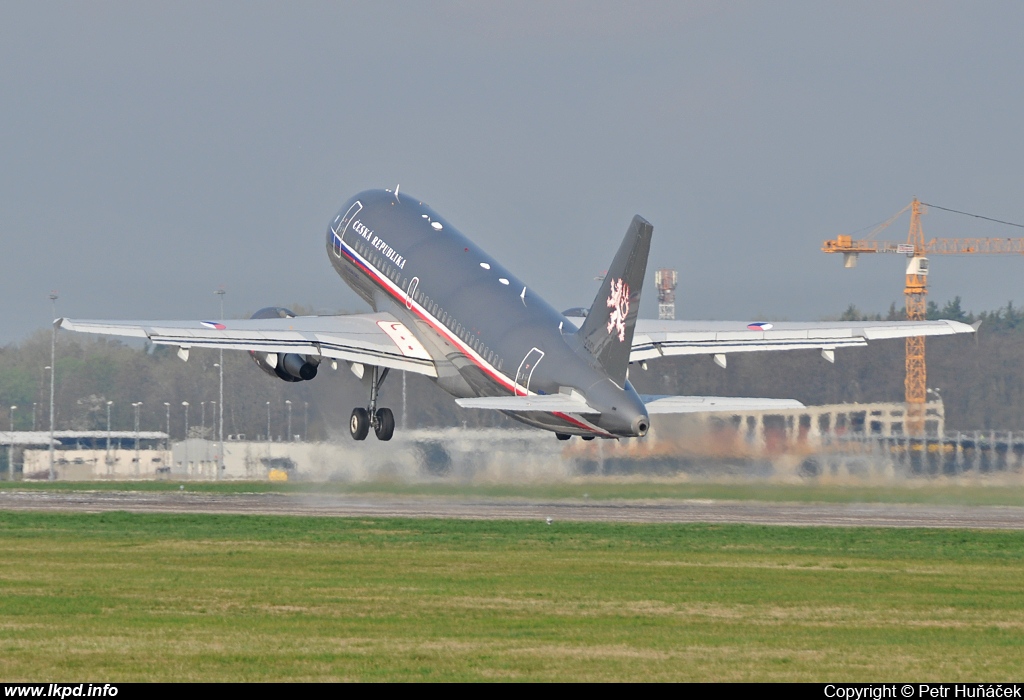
[{"xmin": 655, "ymin": 269, "xmax": 678, "ymax": 320}]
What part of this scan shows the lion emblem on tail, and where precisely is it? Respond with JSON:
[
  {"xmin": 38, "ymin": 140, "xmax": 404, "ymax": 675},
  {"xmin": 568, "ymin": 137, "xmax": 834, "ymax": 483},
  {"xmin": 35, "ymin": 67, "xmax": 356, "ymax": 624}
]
[{"xmin": 606, "ymin": 278, "xmax": 630, "ymax": 342}]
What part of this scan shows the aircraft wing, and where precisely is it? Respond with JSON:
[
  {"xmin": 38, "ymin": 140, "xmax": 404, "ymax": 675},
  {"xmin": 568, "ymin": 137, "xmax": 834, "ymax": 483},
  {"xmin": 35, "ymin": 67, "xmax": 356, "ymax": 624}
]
[
  {"xmin": 58, "ymin": 313, "xmax": 438, "ymax": 377},
  {"xmin": 456, "ymin": 393, "xmax": 804, "ymax": 415},
  {"xmin": 640, "ymin": 395, "xmax": 804, "ymax": 414},
  {"xmin": 627, "ymin": 319, "xmax": 976, "ymax": 362}
]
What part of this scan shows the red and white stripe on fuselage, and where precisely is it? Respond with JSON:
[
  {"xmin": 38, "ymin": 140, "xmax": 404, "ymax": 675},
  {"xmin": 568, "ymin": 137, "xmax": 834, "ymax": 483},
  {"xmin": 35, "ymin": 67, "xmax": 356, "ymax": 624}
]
[{"xmin": 332, "ymin": 233, "xmax": 614, "ymax": 438}]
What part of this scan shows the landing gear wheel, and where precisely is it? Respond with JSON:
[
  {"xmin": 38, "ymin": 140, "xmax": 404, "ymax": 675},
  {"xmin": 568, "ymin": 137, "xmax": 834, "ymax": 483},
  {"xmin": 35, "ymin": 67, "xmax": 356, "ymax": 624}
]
[
  {"xmin": 582, "ymin": 436, "xmax": 595, "ymax": 441},
  {"xmin": 350, "ymin": 407, "xmax": 370, "ymax": 441},
  {"xmin": 374, "ymin": 408, "xmax": 395, "ymax": 441},
  {"xmin": 556, "ymin": 433, "xmax": 571, "ymax": 441}
]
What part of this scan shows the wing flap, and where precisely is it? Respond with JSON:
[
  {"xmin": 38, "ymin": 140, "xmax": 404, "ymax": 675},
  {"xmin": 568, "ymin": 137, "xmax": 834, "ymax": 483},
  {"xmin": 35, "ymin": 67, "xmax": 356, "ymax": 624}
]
[
  {"xmin": 641, "ymin": 395, "xmax": 805, "ymax": 414},
  {"xmin": 860, "ymin": 322, "xmax": 966, "ymax": 340},
  {"xmin": 631, "ymin": 319, "xmax": 974, "ymax": 362},
  {"xmin": 456, "ymin": 395, "xmax": 599, "ymax": 414},
  {"xmin": 59, "ymin": 320, "xmax": 152, "ymax": 339}
]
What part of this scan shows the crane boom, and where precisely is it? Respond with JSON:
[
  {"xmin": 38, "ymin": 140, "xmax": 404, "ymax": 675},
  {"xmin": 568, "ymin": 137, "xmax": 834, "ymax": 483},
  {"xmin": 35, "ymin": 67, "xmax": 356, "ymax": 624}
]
[{"xmin": 823, "ymin": 237, "xmax": 1024, "ymax": 255}]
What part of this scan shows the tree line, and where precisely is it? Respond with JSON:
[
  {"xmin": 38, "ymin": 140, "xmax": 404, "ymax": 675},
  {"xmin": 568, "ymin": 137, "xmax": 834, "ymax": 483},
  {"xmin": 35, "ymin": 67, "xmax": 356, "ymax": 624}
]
[{"xmin": 839, "ymin": 295, "xmax": 1024, "ymax": 333}]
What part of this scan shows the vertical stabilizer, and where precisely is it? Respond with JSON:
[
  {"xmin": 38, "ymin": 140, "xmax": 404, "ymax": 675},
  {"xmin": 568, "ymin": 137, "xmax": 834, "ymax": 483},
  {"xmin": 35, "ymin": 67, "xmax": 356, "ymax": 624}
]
[{"xmin": 577, "ymin": 215, "xmax": 653, "ymax": 387}]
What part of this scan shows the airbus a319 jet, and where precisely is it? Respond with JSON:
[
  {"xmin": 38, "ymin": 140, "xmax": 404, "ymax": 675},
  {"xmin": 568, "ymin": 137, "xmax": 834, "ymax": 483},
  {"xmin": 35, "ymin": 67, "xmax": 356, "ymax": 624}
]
[{"xmin": 61, "ymin": 189, "xmax": 975, "ymax": 442}]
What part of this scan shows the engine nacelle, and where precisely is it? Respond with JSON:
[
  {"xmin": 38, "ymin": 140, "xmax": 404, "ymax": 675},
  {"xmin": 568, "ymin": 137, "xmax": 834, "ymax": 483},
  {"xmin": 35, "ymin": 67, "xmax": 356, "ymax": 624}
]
[
  {"xmin": 247, "ymin": 307, "xmax": 320, "ymax": 383},
  {"xmin": 279, "ymin": 352, "xmax": 318, "ymax": 381}
]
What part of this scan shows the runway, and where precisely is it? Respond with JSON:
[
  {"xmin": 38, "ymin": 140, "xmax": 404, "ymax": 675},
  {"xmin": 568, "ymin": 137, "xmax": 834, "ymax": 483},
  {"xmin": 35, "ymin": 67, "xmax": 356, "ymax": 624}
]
[{"xmin": 1, "ymin": 489, "xmax": 1023, "ymax": 529}]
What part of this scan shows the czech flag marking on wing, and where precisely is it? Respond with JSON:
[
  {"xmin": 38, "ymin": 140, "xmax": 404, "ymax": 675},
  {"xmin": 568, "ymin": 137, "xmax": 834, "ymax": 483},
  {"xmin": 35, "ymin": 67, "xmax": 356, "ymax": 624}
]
[
  {"xmin": 747, "ymin": 322, "xmax": 773, "ymax": 331},
  {"xmin": 201, "ymin": 321, "xmax": 227, "ymax": 330}
]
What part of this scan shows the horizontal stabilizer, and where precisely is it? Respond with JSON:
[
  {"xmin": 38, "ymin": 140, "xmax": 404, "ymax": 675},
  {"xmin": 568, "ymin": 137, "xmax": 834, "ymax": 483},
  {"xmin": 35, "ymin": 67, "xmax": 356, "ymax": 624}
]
[
  {"xmin": 456, "ymin": 394, "xmax": 599, "ymax": 414},
  {"xmin": 641, "ymin": 395, "xmax": 805, "ymax": 414}
]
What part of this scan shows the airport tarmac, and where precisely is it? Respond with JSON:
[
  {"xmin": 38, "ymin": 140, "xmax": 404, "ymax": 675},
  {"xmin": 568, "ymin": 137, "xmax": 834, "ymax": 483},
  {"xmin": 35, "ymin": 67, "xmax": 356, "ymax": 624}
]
[{"xmin": 0, "ymin": 489, "xmax": 1023, "ymax": 529}]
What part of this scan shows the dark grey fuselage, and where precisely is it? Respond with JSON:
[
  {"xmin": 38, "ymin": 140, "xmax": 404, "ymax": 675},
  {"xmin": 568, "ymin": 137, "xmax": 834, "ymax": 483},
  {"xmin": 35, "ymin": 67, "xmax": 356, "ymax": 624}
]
[{"xmin": 326, "ymin": 189, "xmax": 648, "ymax": 438}]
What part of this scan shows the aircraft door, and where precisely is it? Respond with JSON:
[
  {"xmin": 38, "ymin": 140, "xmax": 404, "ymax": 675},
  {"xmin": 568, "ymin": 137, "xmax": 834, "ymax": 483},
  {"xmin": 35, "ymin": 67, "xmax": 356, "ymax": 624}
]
[
  {"xmin": 332, "ymin": 201, "xmax": 363, "ymax": 257},
  {"xmin": 406, "ymin": 277, "xmax": 419, "ymax": 309},
  {"xmin": 514, "ymin": 347, "xmax": 545, "ymax": 396}
]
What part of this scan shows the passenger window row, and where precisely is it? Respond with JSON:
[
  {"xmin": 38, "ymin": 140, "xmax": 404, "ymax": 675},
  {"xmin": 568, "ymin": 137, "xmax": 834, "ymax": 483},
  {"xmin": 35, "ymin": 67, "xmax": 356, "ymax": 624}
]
[
  {"xmin": 344, "ymin": 241, "xmax": 506, "ymax": 375},
  {"xmin": 399, "ymin": 278, "xmax": 504, "ymax": 372}
]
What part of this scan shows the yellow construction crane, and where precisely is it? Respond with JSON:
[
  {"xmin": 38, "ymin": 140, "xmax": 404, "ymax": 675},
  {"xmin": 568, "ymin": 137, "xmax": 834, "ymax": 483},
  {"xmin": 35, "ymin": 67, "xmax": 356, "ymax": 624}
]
[{"xmin": 823, "ymin": 198, "xmax": 1024, "ymax": 434}]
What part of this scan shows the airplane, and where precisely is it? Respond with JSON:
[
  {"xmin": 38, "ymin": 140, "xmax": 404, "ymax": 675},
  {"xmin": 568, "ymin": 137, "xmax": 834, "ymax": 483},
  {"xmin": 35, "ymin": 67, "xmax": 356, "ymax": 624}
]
[{"xmin": 60, "ymin": 188, "xmax": 976, "ymax": 442}]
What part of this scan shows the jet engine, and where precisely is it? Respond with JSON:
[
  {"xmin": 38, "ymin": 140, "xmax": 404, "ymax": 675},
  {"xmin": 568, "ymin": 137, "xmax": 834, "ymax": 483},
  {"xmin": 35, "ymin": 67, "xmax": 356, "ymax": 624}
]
[{"xmin": 248, "ymin": 307, "xmax": 320, "ymax": 382}]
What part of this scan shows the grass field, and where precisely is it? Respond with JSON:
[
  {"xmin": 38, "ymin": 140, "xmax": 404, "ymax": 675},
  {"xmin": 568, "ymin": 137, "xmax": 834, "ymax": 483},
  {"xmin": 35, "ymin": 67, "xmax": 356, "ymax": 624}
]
[
  {"xmin": 4, "ymin": 478, "xmax": 1024, "ymax": 506},
  {"xmin": 0, "ymin": 511, "xmax": 1022, "ymax": 681}
]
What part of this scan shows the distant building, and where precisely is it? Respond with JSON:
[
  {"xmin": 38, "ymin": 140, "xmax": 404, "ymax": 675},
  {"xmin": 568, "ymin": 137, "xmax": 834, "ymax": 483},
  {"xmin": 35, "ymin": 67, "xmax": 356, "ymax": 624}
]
[{"xmin": 655, "ymin": 269, "xmax": 678, "ymax": 320}]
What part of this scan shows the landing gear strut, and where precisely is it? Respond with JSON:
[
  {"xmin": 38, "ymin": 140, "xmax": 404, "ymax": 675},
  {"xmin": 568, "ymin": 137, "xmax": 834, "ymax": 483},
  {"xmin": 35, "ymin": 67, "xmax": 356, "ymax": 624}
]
[{"xmin": 350, "ymin": 366, "xmax": 396, "ymax": 441}]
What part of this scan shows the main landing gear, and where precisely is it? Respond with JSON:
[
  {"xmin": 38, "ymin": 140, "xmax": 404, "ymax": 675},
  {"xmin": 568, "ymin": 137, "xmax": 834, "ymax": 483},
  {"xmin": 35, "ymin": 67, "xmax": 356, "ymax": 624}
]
[
  {"xmin": 349, "ymin": 366, "xmax": 395, "ymax": 441},
  {"xmin": 555, "ymin": 433, "xmax": 596, "ymax": 441}
]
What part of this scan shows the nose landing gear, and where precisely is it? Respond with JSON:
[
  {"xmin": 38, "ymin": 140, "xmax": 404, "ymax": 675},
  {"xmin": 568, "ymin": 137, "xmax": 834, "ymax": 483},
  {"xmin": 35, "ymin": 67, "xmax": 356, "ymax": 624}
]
[{"xmin": 349, "ymin": 366, "xmax": 396, "ymax": 441}]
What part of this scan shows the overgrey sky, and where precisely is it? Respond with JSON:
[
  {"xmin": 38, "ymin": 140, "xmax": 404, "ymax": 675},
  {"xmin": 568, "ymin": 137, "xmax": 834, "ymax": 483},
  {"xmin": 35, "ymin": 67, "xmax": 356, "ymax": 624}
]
[{"xmin": 3, "ymin": 1, "xmax": 1024, "ymax": 343}]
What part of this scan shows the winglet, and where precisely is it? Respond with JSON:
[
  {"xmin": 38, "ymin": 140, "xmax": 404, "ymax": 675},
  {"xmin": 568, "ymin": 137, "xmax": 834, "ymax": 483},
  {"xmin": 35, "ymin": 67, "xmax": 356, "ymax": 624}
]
[
  {"xmin": 577, "ymin": 215, "xmax": 653, "ymax": 387},
  {"xmin": 971, "ymin": 320, "xmax": 983, "ymax": 332}
]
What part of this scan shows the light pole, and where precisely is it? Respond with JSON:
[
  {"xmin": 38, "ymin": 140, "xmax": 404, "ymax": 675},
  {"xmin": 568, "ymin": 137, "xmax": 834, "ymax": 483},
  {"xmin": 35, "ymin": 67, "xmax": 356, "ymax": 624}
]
[
  {"xmin": 8, "ymin": 405, "xmax": 16, "ymax": 481},
  {"xmin": 105, "ymin": 401, "xmax": 113, "ymax": 474},
  {"xmin": 48, "ymin": 291, "xmax": 58, "ymax": 482},
  {"xmin": 163, "ymin": 401, "xmax": 171, "ymax": 475},
  {"xmin": 216, "ymin": 287, "xmax": 225, "ymax": 480},
  {"xmin": 209, "ymin": 400, "xmax": 217, "ymax": 476},
  {"xmin": 200, "ymin": 401, "xmax": 206, "ymax": 439},
  {"xmin": 132, "ymin": 402, "xmax": 142, "ymax": 476},
  {"xmin": 44, "ymin": 366, "xmax": 52, "ymax": 478},
  {"xmin": 32, "ymin": 402, "xmax": 37, "ymax": 431},
  {"xmin": 266, "ymin": 401, "xmax": 271, "ymax": 441},
  {"xmin": 285, "ymin": 400, "xmax": 292, "ymax": 442},
  {"xmin": 182, "ymin": 401, "xmax": 190, "ymax": 475},
  {"xmin": 214, "ymin": 363, "xmax": 223, "ymax": 469},
  {"xmin": 303, "ymin": 401, "xmax": 308, "ymax": 442}
]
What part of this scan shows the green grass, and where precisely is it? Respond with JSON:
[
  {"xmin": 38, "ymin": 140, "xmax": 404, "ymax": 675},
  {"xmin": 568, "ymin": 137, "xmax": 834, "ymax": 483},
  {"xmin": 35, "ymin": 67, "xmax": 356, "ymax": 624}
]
[
  {"xmin": 4, "ymin": 478, "xmax": 1024, "ymax": 506},
  {"xmin": 0, "ymin": 512, "xmax": 1022, "ymax": 681}
]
